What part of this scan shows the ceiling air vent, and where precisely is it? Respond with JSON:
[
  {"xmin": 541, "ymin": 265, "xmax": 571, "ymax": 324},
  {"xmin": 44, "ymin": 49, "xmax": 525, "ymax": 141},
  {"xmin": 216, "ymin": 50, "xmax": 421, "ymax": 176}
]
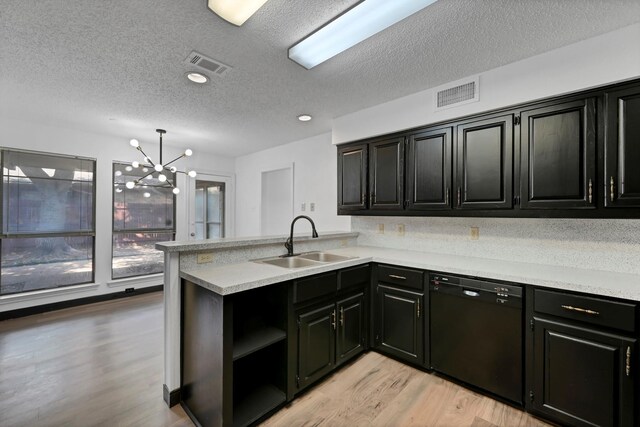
[
  {"xmin": 434, "ymin": 77, "xmax": 479, "ymax": 111},
  {"xmin": 185, "ymin": 51, "xmax": 232, "ymax": 77}
]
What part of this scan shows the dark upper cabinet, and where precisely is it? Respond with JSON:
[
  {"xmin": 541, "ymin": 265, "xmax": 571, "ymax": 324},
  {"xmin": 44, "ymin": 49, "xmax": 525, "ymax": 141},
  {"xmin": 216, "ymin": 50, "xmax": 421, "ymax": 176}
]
[
  {"xmin": 369, "ymin": 137, "xmax": 405, "ymax": 210},
  {"xmin": 336, "ymin": 293, "xmax": 365, "ymax": 365},
  {"xmin": 376, "ymin": 284, "xmax": 424, "ymax": 364},
  {"xmin": 605, "ymin": 85, "xmax": 640, "ymax": 207},
  {"xmin": 531, "ymin": 317, "xmax": 636, "ymax": 427},
  {"xmin": 297, "ymin": 303, "xmax": 336, "ymax": 389},
  {"xmin": 520, "ymin": 99, "xmax": 596, "ymax": 209},
  {"xmin": 455, "ymin": 115, "xmax": 514, "ymax": 209},
  {"xmin": 337, "ymin": 143, "xmax": 368, "ymax": 211},
  {"xmin": 406, "ymin": 127, "xmax": 453, "ymax": 210}
]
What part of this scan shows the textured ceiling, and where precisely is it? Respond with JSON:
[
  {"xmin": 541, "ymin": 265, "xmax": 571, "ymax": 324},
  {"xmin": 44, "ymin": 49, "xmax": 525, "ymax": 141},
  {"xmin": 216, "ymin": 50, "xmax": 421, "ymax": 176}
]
[{"xmin": 1, "ymin": 0, "xmax": 639, "ymax": 157}]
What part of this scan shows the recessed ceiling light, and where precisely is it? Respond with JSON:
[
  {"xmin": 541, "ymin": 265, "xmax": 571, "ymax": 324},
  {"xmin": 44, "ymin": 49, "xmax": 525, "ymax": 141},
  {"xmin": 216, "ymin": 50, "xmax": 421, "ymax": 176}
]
[
  {"xmin": 207, "ymin": 0, "xmax": 270, "ymax": 26},
  {"xmin": 298, "ymin": 114, "xmax": 312, "ymax": 122},
  {"xmin": 186, "ymin": 72, "xmax": 209, "ymax": 84}
]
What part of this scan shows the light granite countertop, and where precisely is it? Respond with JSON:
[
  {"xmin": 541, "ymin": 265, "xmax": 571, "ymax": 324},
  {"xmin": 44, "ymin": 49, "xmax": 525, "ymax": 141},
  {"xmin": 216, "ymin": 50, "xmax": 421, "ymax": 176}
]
[
  {"xmin": 180, "ymin": 245, "xmax": 640, "ymax": 301},
  {"xmin": 156, "ymin": 231, "xmax": 358, "ymax": 253}
]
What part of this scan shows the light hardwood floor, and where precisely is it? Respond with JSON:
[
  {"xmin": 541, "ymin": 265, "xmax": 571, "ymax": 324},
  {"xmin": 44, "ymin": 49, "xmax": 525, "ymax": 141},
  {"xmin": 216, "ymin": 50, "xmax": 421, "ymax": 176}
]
[{"xmin": 0, "ymin": 292, "xmax": 551, "ymax": 427}]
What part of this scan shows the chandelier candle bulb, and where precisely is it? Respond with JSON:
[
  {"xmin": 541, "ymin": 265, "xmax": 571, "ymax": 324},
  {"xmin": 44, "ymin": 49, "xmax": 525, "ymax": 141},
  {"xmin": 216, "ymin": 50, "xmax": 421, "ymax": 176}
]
[
  {"xmin": 129, "ymin": 139, "xmax": 139, "ymax": 148},
  {"xmin": 158, "ymin": 174, "xmax": 167, "ymax": 182},
  {"xmin": 125, "ymin": 181, "xmax": 135, "ymax": 189},
  {"xmin": 154, "ymin": 164, "xmax": 163, "ymax": 172},
  {"xmin": 184, "ymin": 149, "xmax": 193, "ymax": 157},
  {"xmin": 132, "ymin": 161, "xmax": 139, "ymax": 168},
  {"xmin": 172, "ymin": 188, "xmax": 180, "ymax": 195},
  {"xmin": 188, "ymin": 170, "xmax": 197, "ymax": 178}
]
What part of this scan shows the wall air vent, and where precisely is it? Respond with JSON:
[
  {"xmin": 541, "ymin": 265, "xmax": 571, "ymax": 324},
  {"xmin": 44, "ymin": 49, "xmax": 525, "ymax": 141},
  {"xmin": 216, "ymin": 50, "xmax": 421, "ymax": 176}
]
[
  {"xmin": 185, "ymin": 51, "xmax": 232, "ymax": 77},
  {"xmin": 434, "ymin": 77, "xmax": 479, "ymax": 111}
]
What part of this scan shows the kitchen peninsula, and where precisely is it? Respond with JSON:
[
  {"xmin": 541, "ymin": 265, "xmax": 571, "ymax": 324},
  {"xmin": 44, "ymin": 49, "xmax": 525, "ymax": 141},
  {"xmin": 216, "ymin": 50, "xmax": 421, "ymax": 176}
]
[{"xmin": 157, "ymin": 230, "xmax": 640, "ymax": 427}]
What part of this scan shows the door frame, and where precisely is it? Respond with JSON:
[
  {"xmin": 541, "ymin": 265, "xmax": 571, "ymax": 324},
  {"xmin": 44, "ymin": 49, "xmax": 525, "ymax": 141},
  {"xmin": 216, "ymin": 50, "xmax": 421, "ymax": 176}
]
[
  {"xmin": 185, "ymin": 171, "xmax": 235, "ymax": 240},
  {"xmin": 259, "ymin": 163, "xmax": 294, "ymax": 236}
]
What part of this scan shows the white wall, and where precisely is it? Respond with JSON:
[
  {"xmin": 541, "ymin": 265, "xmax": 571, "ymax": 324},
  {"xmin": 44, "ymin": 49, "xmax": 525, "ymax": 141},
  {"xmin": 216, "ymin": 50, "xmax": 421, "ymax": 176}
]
[
  {"xmin": 235, "ymin": 132, "xmax": 350, "ymax": 237},
  {"xmin": 332, "ymin": 23, "xmax": 640, "ymax": 144},
  {"xmin": 0, "ymin": 116, "xmax": 234, "ymax": 311}
]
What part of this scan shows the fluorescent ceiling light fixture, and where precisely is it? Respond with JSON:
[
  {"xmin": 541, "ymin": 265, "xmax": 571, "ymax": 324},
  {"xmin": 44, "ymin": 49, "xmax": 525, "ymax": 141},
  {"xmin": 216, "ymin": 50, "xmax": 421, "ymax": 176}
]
[
  {"xmin": 207, "ymin": 0, "xmax": 270, "ymax": 26},
  {"xmin": 289, "ymin": 0, "xmax": 437, "ymax": 69}
]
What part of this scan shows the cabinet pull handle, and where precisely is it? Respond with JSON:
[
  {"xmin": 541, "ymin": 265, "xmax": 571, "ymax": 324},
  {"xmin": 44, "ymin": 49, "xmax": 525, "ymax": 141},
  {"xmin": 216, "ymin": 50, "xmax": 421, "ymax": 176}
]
[
  {"xmin": 588, "ymin": 178, "xmax": 593, "ymax": 204},
  {"xmin": 626, "ymin": 346, "xmax": 631, "ymax": 377},
  {"xmin": 445, "ymin": 187, "xmax": 450, "ymax": 205},
  {"xmin": 339, "ymin": 307, "xmax": 344, "ymax": 326},
  {"xmin": 561, "ymin": 304, "xmax": 599, "ymax": 316},
  {"xmin": 388, "ymin": 274, "xmax": 406, "ymax": 280},
  {"xmin": 417, "ymin": 299, "xmax": 421, "ymax": 318},
  {"xmin": 361, "ymin": 194, "xmax": 365, "ymax": 205},
  {"xmin": 610, "ymin": 176, "xmax": 615, "ymax": 202},
  {"xmin": 457, "ymin": 187, "xmax": 461, "ymax": 207},
  {"xmin": 370, "ymin": 193, "xmax": 375, "ymax": 206},
  {"xmin": 331, "ymin": 309, "xmax": 337, "ymax": 330}
]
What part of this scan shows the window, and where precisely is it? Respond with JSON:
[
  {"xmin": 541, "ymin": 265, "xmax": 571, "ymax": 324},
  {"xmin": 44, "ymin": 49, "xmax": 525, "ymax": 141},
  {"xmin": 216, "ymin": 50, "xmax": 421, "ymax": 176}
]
[
  {"xmin": 112, "ymin": 163, "xmax": 175, "ymax": 279},
  {"xmin": 0, "ymin": 149, "xmax": 95, "ymax": 295},
  {"xmin": 194, "ymin": 180, "xmax": 225, "ymax": 239}
]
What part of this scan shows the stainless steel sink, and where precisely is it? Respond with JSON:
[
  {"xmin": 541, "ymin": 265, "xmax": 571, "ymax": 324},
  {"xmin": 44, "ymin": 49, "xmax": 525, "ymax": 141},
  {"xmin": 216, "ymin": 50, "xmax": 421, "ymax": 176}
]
[
  {"xmin": 297, "ymin": 252, "xmax": 353, "ymax": 263},
  {"xmin": 257, "ymin": 256, "xmax": 320, "ymax": 269},
  {"xmin": 252, "ymin": 251, "xmax": 355, "ymax": 269}
]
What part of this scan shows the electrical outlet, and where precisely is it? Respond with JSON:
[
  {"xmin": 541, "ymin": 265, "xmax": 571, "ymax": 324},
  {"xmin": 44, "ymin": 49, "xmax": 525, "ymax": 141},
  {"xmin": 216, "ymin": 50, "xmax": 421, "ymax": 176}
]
[
  {"xmin": 301, "ymin": 202, "xmax": 306, "ymax": 211},
  {"xmin": 470, "ymin": 226, "xmax": 479, "ymax": 240},
  {"xmin": 377, "ymin": 223, "xmax": 384, "ymax": 234},
  {"xmin": 397, "ymin": 224, "xmax": 405, "ymax": 236},
  {"xmin": 197, "ymin": 253, "xmax": 214, "ymax": 264},
  {"xmin": 310, "ymin": 202, "xmax": 315, "ymax": 212},
  {"xmin": 340, "ymin": 239, "xmax": 348, "ymax": 247}
]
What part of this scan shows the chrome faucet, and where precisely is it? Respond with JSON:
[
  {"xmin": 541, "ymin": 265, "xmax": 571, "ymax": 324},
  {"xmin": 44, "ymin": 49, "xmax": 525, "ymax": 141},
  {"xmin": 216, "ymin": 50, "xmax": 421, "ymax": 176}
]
[{"xmin": 284, "ymin": 215, "xmax": 319, "ymax": 256}]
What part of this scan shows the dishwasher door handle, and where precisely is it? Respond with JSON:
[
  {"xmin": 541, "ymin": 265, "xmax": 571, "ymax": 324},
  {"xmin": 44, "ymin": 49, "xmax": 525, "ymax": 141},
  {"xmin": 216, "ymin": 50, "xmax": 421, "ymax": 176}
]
[{"xmin": 463, "ymin": 290, "xmax": 480, "ymax": 297}]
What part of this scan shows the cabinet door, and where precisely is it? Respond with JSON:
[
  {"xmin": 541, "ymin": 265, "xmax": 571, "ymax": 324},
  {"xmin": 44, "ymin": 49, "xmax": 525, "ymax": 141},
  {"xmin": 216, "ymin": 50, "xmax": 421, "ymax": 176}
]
[
  {"xmin": 376, "ymin": 285, "xmax": 423, "ymax": 364},
  {"xmin": 336, "ymin": 293, "xmax": 365, "ymax": 366},
  {"xmin": 605, "ymin": 85, "xmax": 640, "ymax": 207},
  {"xmin": 532, "ymin": 317, "xmax": 636, "ymax": 427},
  {"xmin": 455, "ymin": 115, "xmax": 513, "ymax": 209},
  {"xmin": 520, "ymin": 99, "xmax": 596, "ymax": 209},
  {"xmin": 297, "ymin": 303, "xmax": 336, "ymax": 389},
  {"xmin": 369, "ymin": 137, "xmax": 404, "ymax": 210},
  {"xmin": 406, "ymin": 127, "xmax": 453, "ymax": 210},
  {"xmin": 337, "ymin": 143, "xmax": 368, "ymax": 210}
]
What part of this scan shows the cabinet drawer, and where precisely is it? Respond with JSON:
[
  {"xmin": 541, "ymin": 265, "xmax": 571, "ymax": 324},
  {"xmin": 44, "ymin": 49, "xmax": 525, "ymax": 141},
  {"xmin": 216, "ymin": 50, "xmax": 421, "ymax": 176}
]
[
  {"xmin": 338, "ymin": 264, "xmax": 370, "ymax": 291},
  {"xmin": 377, "ymin": 264, "xmax": 423, "ymax": 290},
  {"xmin": 534, "ymin": 289, "xmax": 636, "ymax": 333},
  {"xmin": 293, "ymin": 272, "xmax": 338, "ymax": 304}
]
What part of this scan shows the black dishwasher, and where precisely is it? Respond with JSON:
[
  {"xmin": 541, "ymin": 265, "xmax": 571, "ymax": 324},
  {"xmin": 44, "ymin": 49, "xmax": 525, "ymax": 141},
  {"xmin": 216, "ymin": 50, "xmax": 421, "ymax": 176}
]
[{"xmin": 430, "ymin": 274, "xmax": 523, "ymax": 404}]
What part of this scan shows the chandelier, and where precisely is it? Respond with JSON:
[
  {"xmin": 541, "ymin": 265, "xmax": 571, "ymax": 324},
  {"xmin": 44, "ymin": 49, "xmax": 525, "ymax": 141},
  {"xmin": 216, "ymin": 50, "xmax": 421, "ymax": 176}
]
[{"xmin": 126, "ymin": 129, "xmax": 196, "ymax": 195}]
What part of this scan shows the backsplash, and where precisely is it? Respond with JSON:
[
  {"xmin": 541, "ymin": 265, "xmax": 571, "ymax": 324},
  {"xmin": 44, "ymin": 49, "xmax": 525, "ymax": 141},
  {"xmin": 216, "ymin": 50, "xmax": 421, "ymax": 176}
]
[{"xmin": 352, "ymin": 216, "xmax": 640, "ymax": 275}]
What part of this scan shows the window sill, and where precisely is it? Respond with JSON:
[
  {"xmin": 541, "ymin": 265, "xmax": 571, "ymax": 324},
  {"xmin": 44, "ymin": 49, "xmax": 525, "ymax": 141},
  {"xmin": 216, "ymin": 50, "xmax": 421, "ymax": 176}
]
[
  {"xmin": 107, "ymin": 273, "xmax": 163, "ymax": 288},
  {"xmin": 0, "ymin": 283, "xmax": 100, "ymax": 304}
]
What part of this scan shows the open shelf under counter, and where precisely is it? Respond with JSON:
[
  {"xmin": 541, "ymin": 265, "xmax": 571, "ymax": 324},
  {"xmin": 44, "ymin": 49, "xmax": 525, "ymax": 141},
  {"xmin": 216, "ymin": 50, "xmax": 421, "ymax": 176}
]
[
  {"xmin": 232, "ymin": 325, "xmax": 286, "ymax": 361},
  {"xmin": 232, "ymin": 383, "xmax": 286, "ymax": 427}
]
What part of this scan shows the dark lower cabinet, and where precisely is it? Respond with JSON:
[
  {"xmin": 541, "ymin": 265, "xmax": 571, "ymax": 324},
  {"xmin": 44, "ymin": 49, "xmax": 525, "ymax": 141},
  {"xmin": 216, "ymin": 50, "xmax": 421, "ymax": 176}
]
[
  {"xmin": 531, "ymin": 317, "xmax": 636, "ymax": 427},
  {"xmin": 455, "ymin": 114, "xmax": 513, "ymax": 210},
  {"xmin": 297, "ymin": 303, "xmax": 336, "ymax": 389},
  {"xmin": 605, "ymin": 85, "xmax": 640, "ymax": 207},
  {"xmin": 528, "ymin": 288, "xmax": 638, "ymax": 427},
  {"xmin": 336, "ymin": 293, "xmax": 365, "ymax": 365},
  {"xmin": 375, "ymin": 284, "xmax": 424, "ymax": 364},
  {"xmin": 520, "ymin": 98, "xmax": 596, "ymax": 209}
]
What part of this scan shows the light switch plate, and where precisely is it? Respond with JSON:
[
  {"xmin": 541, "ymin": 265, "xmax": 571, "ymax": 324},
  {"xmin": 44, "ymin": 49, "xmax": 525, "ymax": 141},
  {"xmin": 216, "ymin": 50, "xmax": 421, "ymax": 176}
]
[
  {"xmin": 301, "ymin": 202, "xmax": 306, "ymax": 211},
  {"xmin": 197, "ymin": 253, "xmax": 214, "ymax": 264},
  {"xmin": 310, "ymin": 202, "xmax": 315, "ymax": 212}
]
